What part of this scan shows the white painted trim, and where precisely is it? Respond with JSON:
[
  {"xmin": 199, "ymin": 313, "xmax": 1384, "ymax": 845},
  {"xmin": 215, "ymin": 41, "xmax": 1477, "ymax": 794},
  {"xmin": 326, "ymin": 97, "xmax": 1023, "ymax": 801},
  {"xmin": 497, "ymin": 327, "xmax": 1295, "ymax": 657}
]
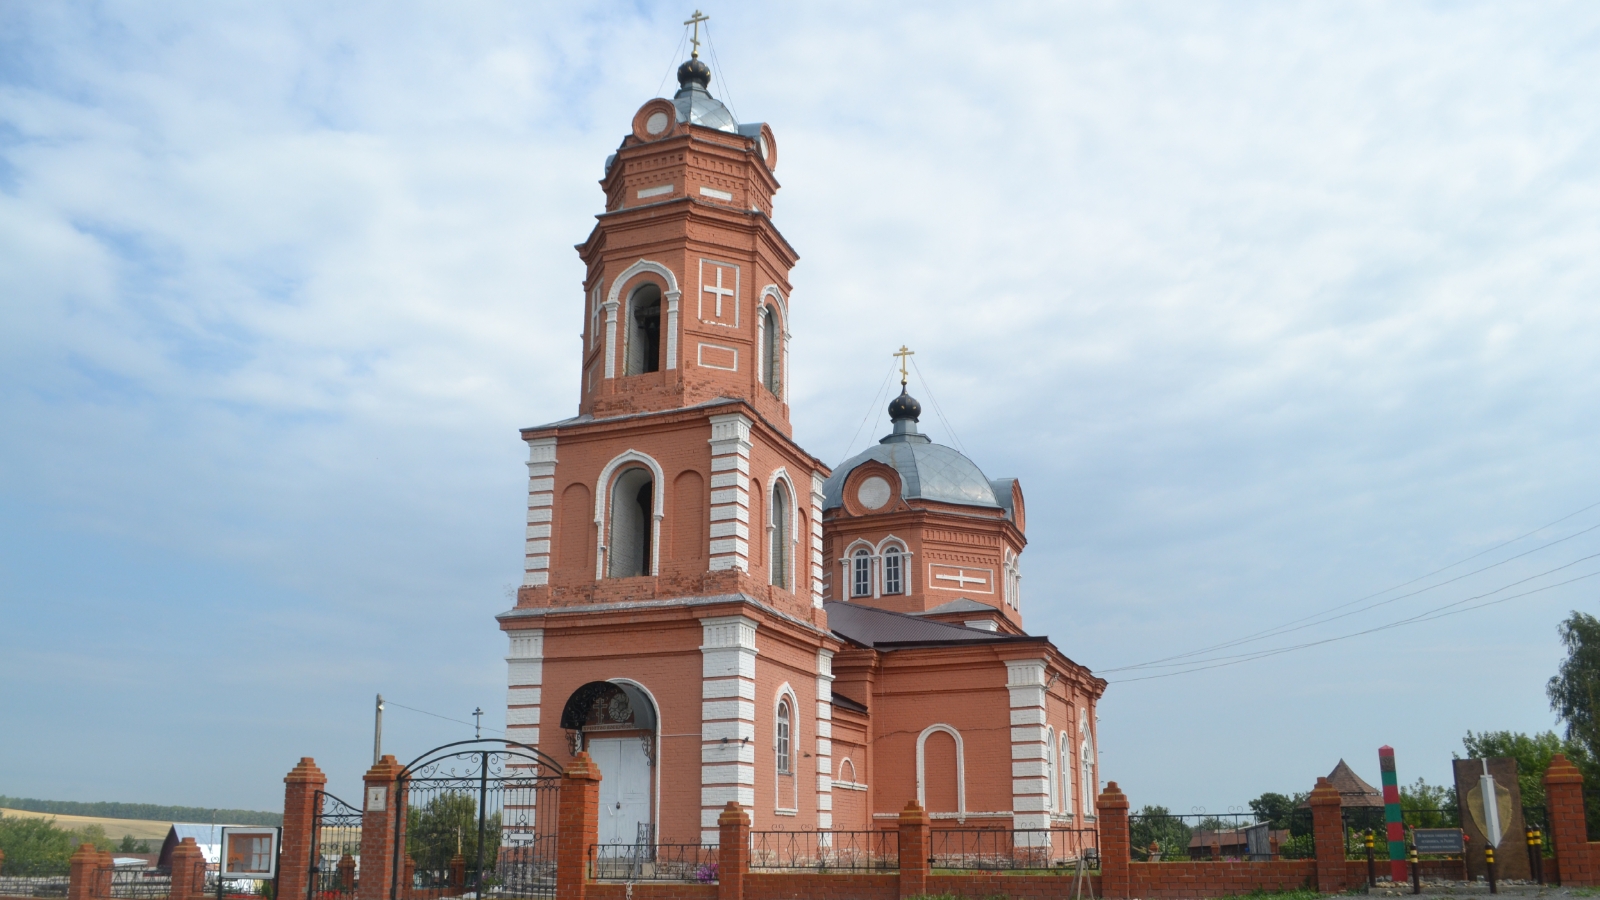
[
  {"xmin": 593, "ymin": 449, "xmax": 667, "ymax": 579},
  {"xmin": 764, "ymin": 468, "xmax": 799, "ymax": 590},
  {"xmin": 809, "ymin": 472, "xmax": 825, "ymax": 606},
  {"xmin": 602, "ymin": 299, "xmax": 619, "ymax": 379},
  {"xmin": 915, "ymin": 724, "xmax": 967, "ymax": 823},
  {"xmin": 773, "ymin": 683, "xmax": 799, "ymax": 812},
  {"xmin": 606, "ymin": 259, "xmax": 680, "ymax": 375},
  {"xmin": 696, "ymin": 259, "xmax": 741, "ymax": 328},
  {"xmin": 665, "ymin": 289, "xmax": 680, "ymax": 370},
  {"xmin": 637, "ymin": 184, "xmax": 673, "ymax": 199},
  {"xmin": 699, "ymin": 186, "xmax": 733, "ymax": 201},
  {"xmin": 697, "ymin": 342, "xmax": 739, "ymax": 371},
  {"xmin": 522, "ymin": 438, "xmax": 558, "ymax": 586},
  {"xmin": 608, "ymin": 677, "xmax": 662, "ymax": 838}
]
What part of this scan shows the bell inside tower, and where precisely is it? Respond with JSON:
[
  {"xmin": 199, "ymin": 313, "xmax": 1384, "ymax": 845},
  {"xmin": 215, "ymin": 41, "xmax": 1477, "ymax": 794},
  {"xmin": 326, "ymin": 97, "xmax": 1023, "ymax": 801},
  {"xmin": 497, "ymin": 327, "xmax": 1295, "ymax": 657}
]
[{"xmin": 626, "ymin": 283, "xmax": 662, "ymax": 375}]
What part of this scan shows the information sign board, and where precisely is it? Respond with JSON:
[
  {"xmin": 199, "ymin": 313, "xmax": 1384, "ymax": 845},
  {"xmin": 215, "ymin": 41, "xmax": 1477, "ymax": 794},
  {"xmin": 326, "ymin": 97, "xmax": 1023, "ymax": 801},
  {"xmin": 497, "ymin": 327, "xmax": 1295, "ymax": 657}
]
[
  {"xmin": 219, "ymin": 826, "xmax": 280, "ymax": 880},
  {"xmin": 1413, "ymin": 828, "xmax": 1464, "ymax": 855}
]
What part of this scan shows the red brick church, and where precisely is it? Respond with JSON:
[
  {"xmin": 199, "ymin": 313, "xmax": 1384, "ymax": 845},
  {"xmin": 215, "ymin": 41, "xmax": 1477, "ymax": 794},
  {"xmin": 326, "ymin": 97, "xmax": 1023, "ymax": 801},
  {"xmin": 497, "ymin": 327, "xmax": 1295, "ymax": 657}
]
[{"xmin": 495, "ymin": 47, "xmax": 1105, "ymax": 846}]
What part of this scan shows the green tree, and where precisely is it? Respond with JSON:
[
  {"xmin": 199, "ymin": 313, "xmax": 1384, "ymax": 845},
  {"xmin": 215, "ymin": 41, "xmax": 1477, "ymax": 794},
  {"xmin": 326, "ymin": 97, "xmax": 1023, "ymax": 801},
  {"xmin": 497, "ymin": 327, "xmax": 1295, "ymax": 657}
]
[
  {"xmin": 0, "ymin": 816, "xmax": 76, "ymax": 875},
  {"xmin": 1128, "ymin": 805, "xmax": 1191, "ymax": 860},
  {"xmin": 1248, "ymin": 793, "xmax": 1298, "ymax": 830},
  {"xmin": 77, "ymin": 824, "xmax": 111, "ymax": 849},
  {"xmin": 1459, "ymin": 730, "xmax": 1590, "ymax": 810},
  {"xmin": 1398, "ymin": 777, "xmax": 1456, "ymax": 829},
  {"xmin": 1548, "ymin": 612, "xmax": 1600, "ymax": 763},
  {"xmin": 405, "ymin": 795, "xmax": 501, "ymax": 878}
]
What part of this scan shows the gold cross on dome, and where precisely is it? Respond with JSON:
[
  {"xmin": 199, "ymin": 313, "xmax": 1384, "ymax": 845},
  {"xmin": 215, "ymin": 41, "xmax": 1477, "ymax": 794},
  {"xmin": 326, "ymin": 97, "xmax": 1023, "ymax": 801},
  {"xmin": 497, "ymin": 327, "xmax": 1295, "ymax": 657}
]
[
  {"xmin": 894, "ymin": 345, "xmax": 914, "ymax": 386},
  {"xmin": 684, "ymin": 10, "xmax": 710, "ymax": 59}
]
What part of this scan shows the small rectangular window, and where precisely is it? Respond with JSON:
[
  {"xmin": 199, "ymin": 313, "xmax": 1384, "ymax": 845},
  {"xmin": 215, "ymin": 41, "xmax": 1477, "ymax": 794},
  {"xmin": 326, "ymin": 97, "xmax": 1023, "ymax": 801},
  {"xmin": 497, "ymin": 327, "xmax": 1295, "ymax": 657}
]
[
  {"xmin": 776, "ymin": 702, "xmax": 792, "ymax": 774},
  {"xmin": 883, "ymin": 550, "xmax": 902, "ymax": 594}
]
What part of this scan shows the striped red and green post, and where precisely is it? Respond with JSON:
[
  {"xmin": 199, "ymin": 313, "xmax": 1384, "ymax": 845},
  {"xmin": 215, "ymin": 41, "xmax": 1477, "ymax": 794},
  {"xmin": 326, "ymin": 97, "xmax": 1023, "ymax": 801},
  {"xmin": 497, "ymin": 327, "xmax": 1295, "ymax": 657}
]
[{"xmin": 1379, "ymin": 745, "xmax": 1407, "ymax": 882}]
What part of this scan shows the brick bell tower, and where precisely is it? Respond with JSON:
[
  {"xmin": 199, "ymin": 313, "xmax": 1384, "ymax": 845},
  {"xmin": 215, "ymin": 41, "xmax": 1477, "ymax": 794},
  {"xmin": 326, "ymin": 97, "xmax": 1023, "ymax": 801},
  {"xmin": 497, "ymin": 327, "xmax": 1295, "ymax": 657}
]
[{"xmin": 499, "ymin": 42, "xmax": 841, "ymax": 846}]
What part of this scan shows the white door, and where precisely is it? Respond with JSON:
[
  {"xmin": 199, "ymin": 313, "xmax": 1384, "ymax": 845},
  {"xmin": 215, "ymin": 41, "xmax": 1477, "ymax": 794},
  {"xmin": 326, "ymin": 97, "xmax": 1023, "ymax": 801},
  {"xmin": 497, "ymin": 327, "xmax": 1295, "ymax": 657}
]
[{"xmin": 591, "ymin": 737, "xmax": 651, "ymax": 845}]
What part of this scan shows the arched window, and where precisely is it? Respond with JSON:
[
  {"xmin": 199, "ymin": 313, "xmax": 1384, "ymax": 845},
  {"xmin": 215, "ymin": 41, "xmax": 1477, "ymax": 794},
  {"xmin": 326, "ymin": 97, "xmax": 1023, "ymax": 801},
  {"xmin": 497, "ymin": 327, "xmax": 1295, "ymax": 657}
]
[
  {"xmin": 770, "ymin": 482, "xmax": 790, "ymax": 588},
  {"xmin": 1044, "ymin": 726, "xmax": 1056, "ymax": 813},
  {"xmin": 607, "ymin": 467, "xmax": 654, "ymax": 577},
  {"xmin": 776, "ymin": 699, "xmax": 792, "ymax": 774},
  {"xmin": 625, "ymin": 283, "xmax": 662, "ymax": 375},
  {"xmin": 851, "ymin": 548, "xmax": 872, "ymax": 598},
  {"xmin": 882, "ymin": 546, "xmax": 903, "ymax": 595},
  {"xmin": 1080, "ymin": 711, "xmax": 1094, "ymax": 818},
  {"xmin": 761, "ymin": 305, "xmax": 780, "ymax": 394}
]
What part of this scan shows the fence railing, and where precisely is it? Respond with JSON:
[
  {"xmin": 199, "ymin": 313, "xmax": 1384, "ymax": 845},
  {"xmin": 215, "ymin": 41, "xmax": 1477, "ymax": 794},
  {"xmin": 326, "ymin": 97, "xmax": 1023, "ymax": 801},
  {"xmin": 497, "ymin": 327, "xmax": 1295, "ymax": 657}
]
[
  {"xmin": 95, "ymin": 867, "xmax": 173, "ymax": 900},
  {"xmin": 0, "ymin": 875, "xmax": 71, "ymax": 899},
  {"xmin": 748, "ymin": 830, "xmax": 898, "ymax": 872},
  {"xmin": 589, "ymin": 844, "xmax": 718, "ymax": 883},
  {"xmin": 1128, "ymin": 811, "xmax": 1313, "ymax": 861},
  {"xmin": 929, "ymin": 828, "xmax": 1099, "ymax": 872}
]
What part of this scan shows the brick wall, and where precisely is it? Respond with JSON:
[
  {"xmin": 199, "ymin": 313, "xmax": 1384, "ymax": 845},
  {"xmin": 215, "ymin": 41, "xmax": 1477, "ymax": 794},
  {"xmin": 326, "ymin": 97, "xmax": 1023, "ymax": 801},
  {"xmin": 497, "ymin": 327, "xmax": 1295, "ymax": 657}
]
[{"xmin": 1544, "ymin": 753, "xmax": 1598, "ymax": 886}]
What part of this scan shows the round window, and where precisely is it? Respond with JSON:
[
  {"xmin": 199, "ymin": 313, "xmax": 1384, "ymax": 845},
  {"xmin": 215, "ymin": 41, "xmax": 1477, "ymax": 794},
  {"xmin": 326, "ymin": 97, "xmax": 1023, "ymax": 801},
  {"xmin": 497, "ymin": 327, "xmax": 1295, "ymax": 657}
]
[
  {"xmin": 856, "ymin": 475, "xmax": 892, "ymax": 510},
  {"xmin": 645, "ymin": 111, "xmax": 670, "ymax": 135}
]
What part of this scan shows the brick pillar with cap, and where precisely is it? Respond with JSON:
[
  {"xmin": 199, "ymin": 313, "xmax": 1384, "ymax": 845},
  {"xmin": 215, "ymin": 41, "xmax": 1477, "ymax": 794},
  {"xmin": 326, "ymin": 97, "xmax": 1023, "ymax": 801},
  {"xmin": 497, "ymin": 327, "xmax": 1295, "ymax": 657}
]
[
  {"xmin": 169, "ymin": 838, "xmax": 207, "ymax": 900},
  {"xmin": 66, "ymin": 843, "xmax": 101, "ymax": 900},
  {"xmin": 555, "ymin": 750, "xmax": 600, "ymax": 900},
  {"xmin": 278, "ymin": 758, "xmax": 326, "ymax": 900},
  {"xmin": 1545, "ymin": 753, "xmax": 1595, "ymax": 886},
  {"xmin": 356, "ymin": 755, "xmax": 402, "ymax": 900},
  {"xmin": 1310, "ymin": 776, "xmax": 1348, "ymax": 893},
  {"xmin": 897, "ymin": 801, "xmax": 931, "ymax": 900},
  {"xmin": 1097, "ymin": 781, "xmax": 1131, "ymax": 899},
  {"xmin": 716, "ymin": 802, "xmax": 750, "ymax": 900}
]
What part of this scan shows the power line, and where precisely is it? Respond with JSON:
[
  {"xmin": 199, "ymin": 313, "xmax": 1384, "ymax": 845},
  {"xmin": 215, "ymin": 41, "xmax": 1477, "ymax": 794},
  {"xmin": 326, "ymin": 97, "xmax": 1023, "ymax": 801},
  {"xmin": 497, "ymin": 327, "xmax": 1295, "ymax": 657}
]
[
  {"xmin": 1106, "ymin": 502, "xmax": 1600, "ymax": 673},
  {"xmin": 703, "ymin": 22, "xmax": 739, "ymax": 124},
  {"xmin": 1109, "ymin": 555, "xmax": 1600, "ymax": 683},
  {"xmin": 654, "ymin": 24, "xmax": 691, "ymax": 99},
  {"xmin": 385, "ymin": 700, "xmax": 504, "ymax": 736},
  {"xmin": 843, "ymin": 360, "xmax": 898, "ymax": 458}
]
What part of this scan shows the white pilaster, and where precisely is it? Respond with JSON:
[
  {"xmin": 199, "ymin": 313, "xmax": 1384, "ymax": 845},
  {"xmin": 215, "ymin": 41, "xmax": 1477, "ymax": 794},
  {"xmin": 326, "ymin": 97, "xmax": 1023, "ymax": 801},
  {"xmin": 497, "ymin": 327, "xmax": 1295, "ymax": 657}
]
[
  {"xmin": 809, "ymin": 471, "xmax": 826, "ymax": 606},
  {"xmin": 522, "ymin": 438, "xmax": 557, "ymax": 586},
  {"xmin": 707, "ymin": 414, "xmax": 753, "ymax": 573},
  {"xmin": 505, "ymin": 630, "xmax": 545, "ymax": 751},
  {"xmin": 700, "ymin": 615, "xmax": 759, "ymax": 843},
  {"xmin": 1007, "ymin": 659, "xmax": 1051, "ymax": 835},
  {"xmin": 815, "ymin": 649, "xmax": 835, "ymax": 828},
  {"xmin": 602, "ymin": 299, "xmax": 619, "ymax": 379},
  {"xmin": 665, "ymin": 290, "xmax": 681, "ymax": 370}
]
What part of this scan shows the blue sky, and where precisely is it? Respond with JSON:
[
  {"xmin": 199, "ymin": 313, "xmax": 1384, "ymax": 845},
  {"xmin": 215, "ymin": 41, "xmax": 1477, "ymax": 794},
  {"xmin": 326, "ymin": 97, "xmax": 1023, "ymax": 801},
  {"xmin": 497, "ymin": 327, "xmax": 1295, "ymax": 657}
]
[{"xmin": 3, "ymin": 1, "xmax": 1600, "ymax": 814}]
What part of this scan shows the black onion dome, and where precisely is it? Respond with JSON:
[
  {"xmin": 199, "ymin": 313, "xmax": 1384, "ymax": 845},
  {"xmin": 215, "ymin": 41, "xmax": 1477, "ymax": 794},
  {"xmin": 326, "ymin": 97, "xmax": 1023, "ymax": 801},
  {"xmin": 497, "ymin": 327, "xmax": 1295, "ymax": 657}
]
[
  {"xmin": 677, "ymin": 58, "xmax": 711, "ymax": 89},
  {"xmin": 888, "ymin": 387, "xmax": 922, "ymax": 422}
]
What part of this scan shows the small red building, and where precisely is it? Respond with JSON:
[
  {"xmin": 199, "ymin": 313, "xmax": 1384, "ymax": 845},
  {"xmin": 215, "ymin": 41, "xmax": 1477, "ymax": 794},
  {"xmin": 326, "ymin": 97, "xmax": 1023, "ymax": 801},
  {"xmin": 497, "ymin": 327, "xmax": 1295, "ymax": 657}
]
[{"xmin": 496, "ymin": 50, "xmax": 1105, "ymax": 846}]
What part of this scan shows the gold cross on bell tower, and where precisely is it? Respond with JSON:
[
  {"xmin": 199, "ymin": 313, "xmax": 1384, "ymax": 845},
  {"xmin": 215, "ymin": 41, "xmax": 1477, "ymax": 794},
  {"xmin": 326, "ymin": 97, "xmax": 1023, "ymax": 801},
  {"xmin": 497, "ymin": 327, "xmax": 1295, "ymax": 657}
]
[
  {"xmin": 684, "ymin": 10, "xmax": 710, "ymax": 59},
  {"xmin": 894, "ymin": 345, "xmax": 915, "ymax": 387}
]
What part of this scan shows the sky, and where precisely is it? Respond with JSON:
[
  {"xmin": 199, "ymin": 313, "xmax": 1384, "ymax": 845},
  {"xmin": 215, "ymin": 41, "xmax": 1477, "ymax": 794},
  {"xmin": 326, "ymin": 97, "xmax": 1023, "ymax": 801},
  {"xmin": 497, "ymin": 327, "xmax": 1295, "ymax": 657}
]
[{"xmin": 3, "ymin": 1, "xmax": 1600, "ymax": 815}]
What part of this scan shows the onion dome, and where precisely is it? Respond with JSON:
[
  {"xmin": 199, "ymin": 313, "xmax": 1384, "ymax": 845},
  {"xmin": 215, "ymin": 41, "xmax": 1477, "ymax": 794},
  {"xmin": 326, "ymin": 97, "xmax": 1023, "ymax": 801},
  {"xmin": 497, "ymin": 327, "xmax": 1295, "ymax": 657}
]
[
  {"xmin": 672, "ymin": 57, "xmax": 738, "ymax": 133},
  {"xmin": 821, "ymin": 388, "xmax": 1003, "ymax": 512}
]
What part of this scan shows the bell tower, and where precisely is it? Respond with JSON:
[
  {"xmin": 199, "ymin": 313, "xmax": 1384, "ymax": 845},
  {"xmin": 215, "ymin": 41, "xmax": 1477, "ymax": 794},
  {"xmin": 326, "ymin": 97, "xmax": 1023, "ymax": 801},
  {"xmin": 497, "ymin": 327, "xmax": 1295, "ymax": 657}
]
[{"xmin": 575, "ymin": 55, "xmax": 793, "ymax": 432}]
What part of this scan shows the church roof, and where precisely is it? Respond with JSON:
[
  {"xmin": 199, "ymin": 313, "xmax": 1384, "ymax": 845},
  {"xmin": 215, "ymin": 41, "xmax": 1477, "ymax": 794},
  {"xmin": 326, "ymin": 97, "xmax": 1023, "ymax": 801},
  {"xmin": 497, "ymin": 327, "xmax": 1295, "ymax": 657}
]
[
  {"xmin": 1296, "ymin": 760, "xmax": 1385, "ymax": 809},
  {"xmin": 672, "ymin": 56, "xmax": 739, "ymax": 133},
  {"xmin": 825, "ymin": 600, "xmax": 1034, "ymax": 649},
  {"xmin": 822, "ymin": 392, "xmax": 1003, "ymax": 512}
]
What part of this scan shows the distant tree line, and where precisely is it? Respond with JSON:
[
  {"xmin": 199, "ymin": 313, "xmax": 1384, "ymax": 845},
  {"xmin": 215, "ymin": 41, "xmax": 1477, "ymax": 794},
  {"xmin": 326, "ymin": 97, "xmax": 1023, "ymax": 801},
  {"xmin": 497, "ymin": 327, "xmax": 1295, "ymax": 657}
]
[{"xmin": 0, "ymin": 797, "xmax": 280, "ymax": 827}]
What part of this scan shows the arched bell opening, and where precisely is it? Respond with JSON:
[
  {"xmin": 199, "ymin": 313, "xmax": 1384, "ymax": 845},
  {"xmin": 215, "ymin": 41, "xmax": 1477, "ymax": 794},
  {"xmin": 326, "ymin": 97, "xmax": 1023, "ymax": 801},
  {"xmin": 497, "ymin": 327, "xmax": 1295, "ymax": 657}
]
[{"xmin": 560, "ymin": 681, "xmax": 659, "ymax": 845}]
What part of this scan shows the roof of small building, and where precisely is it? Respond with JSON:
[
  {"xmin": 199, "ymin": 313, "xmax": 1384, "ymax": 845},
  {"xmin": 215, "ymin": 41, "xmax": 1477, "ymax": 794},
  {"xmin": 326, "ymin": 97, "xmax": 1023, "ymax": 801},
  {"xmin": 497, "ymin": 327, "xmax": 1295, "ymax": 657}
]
[
  {"xmin": 825, "ymin": 600, "xmax": 1034, "ymax": 649},
  {"xmin": 1296, "ymin": 760, "xmax": 1385, "ymax": 809}
]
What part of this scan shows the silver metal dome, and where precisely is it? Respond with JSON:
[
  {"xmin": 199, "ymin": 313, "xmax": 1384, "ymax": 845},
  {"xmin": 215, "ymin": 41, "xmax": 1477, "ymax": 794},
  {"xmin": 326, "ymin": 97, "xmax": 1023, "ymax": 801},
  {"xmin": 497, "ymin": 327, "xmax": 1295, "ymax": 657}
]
[
  {"xmin": 822, "ymin": 421, "xmax": 1001, "ymax": 511},
  {"xmin": 673, "ymin": 82, "xmax": 738, "ymax": 133}
]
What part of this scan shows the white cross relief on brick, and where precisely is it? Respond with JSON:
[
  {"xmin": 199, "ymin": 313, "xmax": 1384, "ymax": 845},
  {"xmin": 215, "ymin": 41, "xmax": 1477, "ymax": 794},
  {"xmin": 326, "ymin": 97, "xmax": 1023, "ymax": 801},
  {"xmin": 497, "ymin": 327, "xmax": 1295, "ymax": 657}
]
[
  {"xmin": 698, "ymin": 259, "xmax": 740, "ymax": 327},
  {"xmin": 928, "ymin": 563, "xmax": 994, "ymax": 593}
]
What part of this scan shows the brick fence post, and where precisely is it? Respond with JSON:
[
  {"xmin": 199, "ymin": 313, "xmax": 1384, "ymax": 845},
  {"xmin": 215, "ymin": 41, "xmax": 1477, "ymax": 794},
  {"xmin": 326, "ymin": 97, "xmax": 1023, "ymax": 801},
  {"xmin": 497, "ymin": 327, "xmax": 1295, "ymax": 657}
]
[
  {"xmin": 0, "ymin": 848, "xmax": 6, "ymax": 872},
  {"xmin": 717, "ymin": 802, "xmax": 750, "ymax": 900},
  {"xmin": 1545, "ymin": 753, "xmax": 1595, "ymax": 886},
  {"xmin": 356, "ymin": 755, "xmax": 401, "ymax": 900},
  {"xmin": 897, "ymin": 801, "xmax": 931, "ymax": 900},
  {"xmin": 169, "ymin": 837, "xmax": 207, "ymax": 900},
  {"xmin": 556, "ymin": 750, "xmax": 600, "ymax": 900},
  {"xmin": 278, "ymin": 758, "xmax": 326, "ymax": 900},
  {"xmin": 1310, "ymin": 776, "xmax": 1347, "ymax": 893},
  {"xmin": 1097, "ymin": 782, "xmax": 1131, "ymax": 899},
  {"xmin": 66, "ymin": 843, "xmax": 100, "ymax": 900}
]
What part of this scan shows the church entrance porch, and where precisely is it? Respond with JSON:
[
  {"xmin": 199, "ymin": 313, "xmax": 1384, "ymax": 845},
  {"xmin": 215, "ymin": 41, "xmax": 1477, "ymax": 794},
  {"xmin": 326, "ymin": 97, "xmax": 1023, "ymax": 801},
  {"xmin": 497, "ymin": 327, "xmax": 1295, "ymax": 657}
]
[
  {"xmin": 392, "ymin": 739, "xmax": 563, "ymax": 900},
  {"xmin": 591, "ymin": 737, "xmax": 651, "ymax": 845},
  {"xmin": 559, "ymin": 681, "xmax": 659, "ymax": 847}
]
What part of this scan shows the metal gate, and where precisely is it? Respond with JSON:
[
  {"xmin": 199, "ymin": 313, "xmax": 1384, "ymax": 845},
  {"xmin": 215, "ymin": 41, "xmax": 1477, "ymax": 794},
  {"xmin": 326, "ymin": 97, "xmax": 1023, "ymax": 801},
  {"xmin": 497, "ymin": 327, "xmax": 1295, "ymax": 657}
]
[
  {"xmin": 392, "ymin": 739, "xmax": 564, "ymax": 900},
  {"xmin": 309, "ymin": 791, "xmax": 364, "ymax": 900}
]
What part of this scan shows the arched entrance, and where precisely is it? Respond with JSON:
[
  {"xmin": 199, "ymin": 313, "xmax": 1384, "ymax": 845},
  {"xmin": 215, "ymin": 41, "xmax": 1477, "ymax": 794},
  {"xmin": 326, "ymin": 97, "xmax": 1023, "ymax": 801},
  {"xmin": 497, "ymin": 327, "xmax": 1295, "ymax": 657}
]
[{"xmin": 560, "ymin": 681, "xmax": 658, "ymax": 845}]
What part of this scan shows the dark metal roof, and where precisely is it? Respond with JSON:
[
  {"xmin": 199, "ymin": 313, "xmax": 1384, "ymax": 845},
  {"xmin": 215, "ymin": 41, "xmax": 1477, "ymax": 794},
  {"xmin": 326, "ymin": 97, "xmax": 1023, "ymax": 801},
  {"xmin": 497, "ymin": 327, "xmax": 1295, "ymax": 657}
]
[
  {"xmin": 822, "ymin": 417, "xmax": 1003, "ymax": 512},
  {"xmin": 825, "ymin": 601, "xmax": 1033, "ymax": 649},
  {"xmin": 831, "ymin": 692, "xmax": 868, "ymax": 714},
  {"xmin": 916, "ymin": 598, "xmax": 1004, "ymax": 617}
]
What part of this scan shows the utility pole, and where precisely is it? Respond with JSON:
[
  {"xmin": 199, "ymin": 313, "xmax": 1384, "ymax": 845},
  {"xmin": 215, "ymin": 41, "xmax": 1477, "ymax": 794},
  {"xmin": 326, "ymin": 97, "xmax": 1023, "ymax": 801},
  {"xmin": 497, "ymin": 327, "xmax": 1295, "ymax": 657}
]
[{"xmin": 373, "ymin": 694, "xmax": 384, "ymax": 765}]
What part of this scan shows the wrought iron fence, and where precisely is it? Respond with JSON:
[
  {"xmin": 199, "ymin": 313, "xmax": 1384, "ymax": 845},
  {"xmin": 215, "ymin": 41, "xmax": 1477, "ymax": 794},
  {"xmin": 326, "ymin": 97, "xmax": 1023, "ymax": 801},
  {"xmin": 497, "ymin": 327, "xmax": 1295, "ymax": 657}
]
[
  {"xmin": 0, "ymin": 874, "xmax": 70, "ymax": 899},
  {"xmin": 96, "ymin": 866, "xmax": 173, "ymax": 900},
  {"xmin": 929, "ymin": 828, "xmax": 1099, "ymax": 872},
  {"xmin": 309, "ymin": 790, "xmax": 362, "ymax": 900},
  {"xmin": 1128, "ymin": 810, "xmax": 1310, "ymax": 861},
  {"xmin": 589, "ymin": 844, "xmax": 718, "ymax": 882},
  {"xmin": 748, "ymin": 830, "xmax": 898, "ymax": 872}
]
